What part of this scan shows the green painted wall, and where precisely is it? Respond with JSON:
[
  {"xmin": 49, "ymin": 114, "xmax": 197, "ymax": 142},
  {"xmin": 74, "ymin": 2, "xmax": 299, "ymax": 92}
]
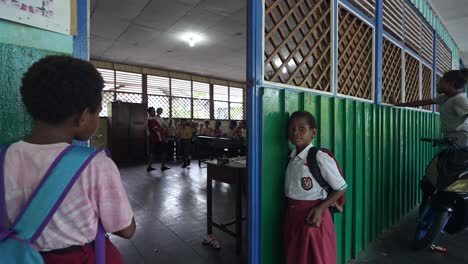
[
  {"xmin": 0, "ymin": 20, "xmax": 73, "ymax": 145},
  {"xmin": 261, "ymin": 87, "xmax": 441, "ymax": 264}
]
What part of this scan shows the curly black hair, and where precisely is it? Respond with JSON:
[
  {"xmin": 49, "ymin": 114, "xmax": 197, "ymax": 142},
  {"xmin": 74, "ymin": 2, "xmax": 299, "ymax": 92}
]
[
  {"xmin": 288, "ymin": 110, "xmax": 317, "ymax": 129},
  {"xmin": 20, "ymin": 55, "xmax": 103, "ymax": 124}
]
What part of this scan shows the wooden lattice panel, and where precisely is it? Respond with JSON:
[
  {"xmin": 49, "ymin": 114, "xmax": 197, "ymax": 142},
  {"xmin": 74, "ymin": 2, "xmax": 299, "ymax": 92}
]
[
  {"xmin": 404, "ymin": 1, "xmax": 422, "ymax": 55},
  {"xmin": 348, "ymin": 0, "xmax": 375, "ymax": 19},
  {"xmin": 404, "ymin": 54, "xmax": 420, "ymax": 105},
  {"xmin": 382, "ymin": 39, "xmax": 402, "ymax": 104},
  {"xmin": 383, "ymin": 0, "xmax": 403, "ymax": 40},
  {"xmin": 435, "ymin": 74, "xmax": 441, "ymax": 112},
  {"xmin": 421, "ymin": 65, "xmax": 432, "ymax": 110},
  {"xmin": 264, "ymin": 0, "xmax": 331, "ymax": 91},
  {"xmin": 338, "ymin": 7, "xmax": 373, "ymax": 99},
  {"xmin": 436, "ymin": 36, "xmax": 452, "ymax": 73}
]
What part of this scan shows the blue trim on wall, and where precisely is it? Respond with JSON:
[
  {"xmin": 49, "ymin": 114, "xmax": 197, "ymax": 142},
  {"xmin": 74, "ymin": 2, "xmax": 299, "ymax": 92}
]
[
  {"xmin": 72, "ymin": 0, "xmax": 89, "ymax": 147},
  {"xmin": 374, "ymin": 0, "xmax": 383, "ymax": 104},
  {"xmin": 339, "ymin": 0, "xmax": 375, "ymax": 26},
  {"xmin": 333, "ymin": 0, "xmax": 339, "ymax": 96},
  {"xmin": 247, "ymin": 0, "xmax": 262, "ymax": 263},
  {"xmin": 432, "ymin": 29, "xmax": 437, "ymax": 113},
  {"xmin": 382, "ymin": 32, "xmax": 404, "ymax": 49},
  {"xmin": 73, "ymin": 0, "xmax": 89, "ymax": 60}
]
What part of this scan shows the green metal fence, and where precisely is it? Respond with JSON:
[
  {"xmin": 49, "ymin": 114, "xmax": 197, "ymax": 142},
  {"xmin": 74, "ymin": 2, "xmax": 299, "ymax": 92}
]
[{"xmin": 261, "ymin": 87, "xmax": 441, "ymax": 264}]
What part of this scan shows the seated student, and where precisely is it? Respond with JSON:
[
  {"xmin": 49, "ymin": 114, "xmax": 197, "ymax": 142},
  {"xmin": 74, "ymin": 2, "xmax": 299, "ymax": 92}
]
[
  {"xmin": 176, "ymin": 119, "xmax": 193, "ymax": 168},
  {"xmin": 212, "ymin": 120, "xmax": 223, "ymax": 137},
  {"xmin": 227, "ymin": 120, "xmax": 241, "ymax": 139},
  {"xmin": 4, "ymin": 56, "xmax": 135, "ymax": 263},
  {"xmin": 203, "ymin": 120, "xmax": 213, "ymax": 136},
  {"xmin": 392, "ymin": 70, "xmax": 468, "ymax": 148},
  {"xmin": 198, "ymin": 122, "xmax": 205, "ymax": 135}
]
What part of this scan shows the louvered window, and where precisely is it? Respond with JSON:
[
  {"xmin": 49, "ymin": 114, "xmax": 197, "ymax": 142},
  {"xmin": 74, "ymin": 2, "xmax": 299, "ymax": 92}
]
[
  {"xmin": 383, "ymin": 0, "xmax": 403, "ymax": 40},
  {"xmin": 147, "ymin": 75, "xmax": 170, "ymax": 96},
  {"xmin": 404, "ymin": 1, "xmax": 422, "ymax": 55},
  {"xmin": 193, "ymin": 82, "xmax": 210, "ymax": 119},
  {"xmin": 421, "ymin": 21, "xmax": 433, "ymax": 64},
  {"xmin": 98, "ymin": 68, "xmax": 115, "ymax": 91},
  {"xmin": 436, "ymin": 36, "xmax": 452, "ymax": 73},
  {"xmin": 348, "ymin": 0, "xmax": 375, "ymax": 19},
  {"xmin": 213, "ymin": 85, "xmax": 229, "ymax": 119},
  {"xmin": 229, "ymin": 87, "xmax": 244, "ymax": 120},
  {"xmin": 171, "ymin": 78, "xmax": 191, "ymax": 118},
  {"xmin": 115, "ymin": 71, "xmax": 142, "ymax": 93}
]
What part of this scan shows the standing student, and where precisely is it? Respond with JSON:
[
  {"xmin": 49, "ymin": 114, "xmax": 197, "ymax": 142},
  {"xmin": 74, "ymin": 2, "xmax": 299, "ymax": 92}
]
[
  {"xmin": 203, "ymin": 120, "xmax": 213, "ymax": 136},
  {"xmin": 284, "ymin": 110, "xmax": 347, "ymax": 264},
  {"xmin": 176, "ymin": 119, "xmax": 193, "ymax": 168},
  {"xmin": 146, "ymin": 107, "xmax": 170, "ymax": 172},
  {"xmin": 212, "ymin": 120, "xmax": 223, "ymax": 137},
  {"xmin": 3, "ymin": 55, "xmax": 135, "ymax": 263},
  {"xmin": 392, "ymin": 70, "xmax": 468, "ymax": 148}
]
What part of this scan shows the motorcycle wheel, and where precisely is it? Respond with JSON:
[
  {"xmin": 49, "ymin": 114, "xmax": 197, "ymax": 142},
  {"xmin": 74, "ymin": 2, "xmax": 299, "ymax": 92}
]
[{"xmin": 413, "ymin": 210, "xmax": 449, "ymax": 250}]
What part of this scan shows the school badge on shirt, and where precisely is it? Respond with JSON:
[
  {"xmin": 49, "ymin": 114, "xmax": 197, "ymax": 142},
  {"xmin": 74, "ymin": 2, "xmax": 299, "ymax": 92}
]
[{"xmin": 301, "ymin": 177, "xmax": 313, "ymax": 190}]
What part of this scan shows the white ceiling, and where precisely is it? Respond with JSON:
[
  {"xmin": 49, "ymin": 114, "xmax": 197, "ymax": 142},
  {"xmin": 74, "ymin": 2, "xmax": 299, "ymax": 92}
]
[
  {"xmin": 90, "ymin": 0, "xmax": 247, "ymax": 82},
  {"xmin": 428, "ymin": 0, "xmax": 468, "ymax": 67}
]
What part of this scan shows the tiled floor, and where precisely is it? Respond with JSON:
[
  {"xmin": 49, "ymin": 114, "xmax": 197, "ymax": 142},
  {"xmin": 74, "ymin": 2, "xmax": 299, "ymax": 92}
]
[
  {"xmin": 350, "ymin": 208, "xmax": 468, "ymax": 264},
  {"xmin": 110, "ymin": 160, "xmax": 247, "ymax": 264}
]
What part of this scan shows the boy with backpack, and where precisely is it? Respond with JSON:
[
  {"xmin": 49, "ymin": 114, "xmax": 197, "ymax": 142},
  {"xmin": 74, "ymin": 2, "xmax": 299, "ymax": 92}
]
[{"xmin": 0, "ymin": 56, "xmax": 135, "ymax": 263}]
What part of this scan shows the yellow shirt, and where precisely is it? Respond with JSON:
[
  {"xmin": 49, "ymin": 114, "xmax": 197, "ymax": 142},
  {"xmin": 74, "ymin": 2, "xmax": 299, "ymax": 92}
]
[{"xmin": 178, "ymin": 126, "xmax": 193, "ymax": 139}]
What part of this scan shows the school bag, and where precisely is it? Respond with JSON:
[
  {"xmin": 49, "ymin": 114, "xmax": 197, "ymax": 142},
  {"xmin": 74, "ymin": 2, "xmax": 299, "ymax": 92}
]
[
  {"xmin": 307, "ymin": 147, "xmax": 346, "ymax": 213},
  {"xmin": 288, "ymin": 146, "xmax": 346, "ymax": 213},
  {"xmin": 0, "ymin": 145, "xmax": 106, "ymax": 264}
]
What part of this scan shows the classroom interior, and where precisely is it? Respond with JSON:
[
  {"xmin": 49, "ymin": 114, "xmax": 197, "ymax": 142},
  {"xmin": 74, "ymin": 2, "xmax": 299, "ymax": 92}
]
[{"xmin": 88, "ymin": 1, "xmax": 249, "ymax": 263}]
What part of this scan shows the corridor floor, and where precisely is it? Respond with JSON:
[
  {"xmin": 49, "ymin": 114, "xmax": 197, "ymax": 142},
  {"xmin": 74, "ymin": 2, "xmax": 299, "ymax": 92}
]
[
  {"xmin": 110, "ymin": 160, "xmax": 247, "ymax": 264},
  {"xmin": 350, "ymin": 208, "xmax": 468, "ymax": 264}
]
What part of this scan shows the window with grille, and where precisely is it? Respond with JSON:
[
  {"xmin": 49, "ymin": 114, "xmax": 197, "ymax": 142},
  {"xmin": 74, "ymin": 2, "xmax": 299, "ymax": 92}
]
[
  {"xmin": 382, "ymin": 38, "xmax": 402, "ymax": 104},
  {"xmin": 193, "ymin": 82, "xmax": 210, "ymax": 119},
  {"xmin": 116, "ymin": 92, "xmax": 142, "ymax": 103},
  {"xmin": 229, "ymin": 87, "xmax": 244, "ymax": 120},
  {"xmin": 148, "ymin": 95, "xmax": 170, "ymax": 118},
  {"xmin": 421, "ymin": 65, "xmax": 432, "ymax": 111},
  {"xmin": 404, "ymin": 54, "xmax": 420, "ymax": 107},
  {"xmin": 115, "ymin": 71, "xmax": 142, "ymax": 94},
  {"xmin": 337, "ymin": 6, "xmax": 374, "ymax": 100},
  {"xmin": 171, "ymin": 79, "xmax": 192, "ymax": 118},
  {"xmin": 100, "ymin": 91, "xmax": 114, "ymax": 117},
  {"xmin": 264, "ymin": 0, "xmax": 331, "ymax": 92},
  {"xmin": 214, "ymin": 101, "xmax": 229, "ymax": 120}
]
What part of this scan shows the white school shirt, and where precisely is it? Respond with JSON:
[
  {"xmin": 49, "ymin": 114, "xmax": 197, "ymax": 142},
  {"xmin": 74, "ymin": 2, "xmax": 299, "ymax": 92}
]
[
  {"xmin": 285, "ymin": 143, "xmax": 347, "ymax": 200},
  {"xmin": 433, "ymin": 93, "xmax": 468, "ymax": 148}
]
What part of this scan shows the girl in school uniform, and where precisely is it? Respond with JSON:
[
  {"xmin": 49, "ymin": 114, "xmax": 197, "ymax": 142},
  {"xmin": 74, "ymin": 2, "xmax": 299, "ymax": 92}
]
[{"xmin": 284, "ymin": 110, "xmax": 347, "ymax": 264}]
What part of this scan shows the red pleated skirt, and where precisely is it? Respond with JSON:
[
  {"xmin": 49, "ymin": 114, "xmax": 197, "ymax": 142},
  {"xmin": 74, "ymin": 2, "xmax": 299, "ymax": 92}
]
[{"xmin": 284, "ymin": 199, "xmax": 337, "ymax": 264}]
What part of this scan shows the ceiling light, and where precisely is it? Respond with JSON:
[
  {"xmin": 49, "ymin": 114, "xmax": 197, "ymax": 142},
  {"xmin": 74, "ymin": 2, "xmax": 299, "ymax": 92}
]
[{"xmin": 180, "ymin": 32, "xmax": 203, "ymax": 47}]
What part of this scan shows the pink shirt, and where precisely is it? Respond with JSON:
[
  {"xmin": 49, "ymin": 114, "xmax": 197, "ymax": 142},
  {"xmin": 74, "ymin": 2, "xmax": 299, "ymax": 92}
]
[{"xmin": 4, "ymin": 141, "xmax": 134, "ymax": 251}]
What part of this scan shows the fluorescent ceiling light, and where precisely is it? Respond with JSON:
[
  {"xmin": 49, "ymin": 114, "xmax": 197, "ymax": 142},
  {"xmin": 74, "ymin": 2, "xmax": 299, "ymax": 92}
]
[{"xmin": 180, "ymin": 32, "xmax": 204, "ymax": 47}]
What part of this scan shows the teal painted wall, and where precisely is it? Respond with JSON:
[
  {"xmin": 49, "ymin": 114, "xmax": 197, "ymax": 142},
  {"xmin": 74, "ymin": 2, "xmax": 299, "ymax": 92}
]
[
  {"xmin": 0, "ymin": 20, "xmax": 73, "ymax": 145},
  {"xmin": 261, "ymin": 87, "xmax": 441, "ymax": 264}
]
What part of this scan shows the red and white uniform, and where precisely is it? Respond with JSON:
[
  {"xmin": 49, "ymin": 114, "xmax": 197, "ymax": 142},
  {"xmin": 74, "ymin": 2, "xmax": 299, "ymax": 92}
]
[{"xmin": 284, "ymin": 143, "xmax": 347, "ymax": 264}]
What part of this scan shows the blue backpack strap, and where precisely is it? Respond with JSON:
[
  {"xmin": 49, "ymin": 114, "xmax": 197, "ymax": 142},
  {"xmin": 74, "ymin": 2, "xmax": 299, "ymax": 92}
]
[
  {"xmin": 0, "ymin": 146, "xmax": 9, "ymax": 232},
  {"xmin": 11, "ymin": 146, "xmax": 100, "ymax": 243}
]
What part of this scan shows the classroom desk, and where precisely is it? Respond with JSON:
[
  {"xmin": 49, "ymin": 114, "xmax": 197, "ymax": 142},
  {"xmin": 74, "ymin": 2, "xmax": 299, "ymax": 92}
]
[
  {"xmin": 203, "ymin": 158, "xmax": 246, "ymax": 255},
  {"xmin": 196, "ymin": 136, "xmax": 244, "ymax": 166}
]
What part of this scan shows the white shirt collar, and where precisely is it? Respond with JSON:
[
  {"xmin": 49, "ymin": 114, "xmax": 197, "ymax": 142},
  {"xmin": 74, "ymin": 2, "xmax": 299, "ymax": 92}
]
[{"xmin": 290, "ymin": 143, "xmax": 314, "ymax": 160}]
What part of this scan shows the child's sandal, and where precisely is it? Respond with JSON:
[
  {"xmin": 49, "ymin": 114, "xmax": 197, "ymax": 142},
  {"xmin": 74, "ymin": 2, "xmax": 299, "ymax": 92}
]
[{"xmin": 202, "ymin": 234, "xmax": 221, "ymax": 249}]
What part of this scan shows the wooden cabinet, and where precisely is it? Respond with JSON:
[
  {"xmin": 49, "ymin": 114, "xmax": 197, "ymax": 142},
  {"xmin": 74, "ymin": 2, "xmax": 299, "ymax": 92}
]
[{"xmin": 108, "ymin": 102, "xmax": 148, "ymax": 165}]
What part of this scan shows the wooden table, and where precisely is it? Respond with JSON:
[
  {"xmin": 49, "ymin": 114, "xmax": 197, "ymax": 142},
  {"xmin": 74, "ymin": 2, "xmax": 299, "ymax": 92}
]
[
  {"xmin": 203, "ymin": 158, "xmax": 246, "ymax": 255},
  {"xmin": 196, "ymin": 136, "xmax": 244, "ymax": 166}
]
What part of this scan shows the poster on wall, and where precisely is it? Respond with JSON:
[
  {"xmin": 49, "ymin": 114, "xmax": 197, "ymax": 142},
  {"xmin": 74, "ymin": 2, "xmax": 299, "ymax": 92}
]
[{"xmin": 0, "ymin": 0, "xmax": 71, "ymax": 35}]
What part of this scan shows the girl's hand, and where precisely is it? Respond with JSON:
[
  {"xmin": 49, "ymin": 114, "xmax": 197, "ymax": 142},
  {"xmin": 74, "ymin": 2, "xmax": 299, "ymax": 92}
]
[{"xmin": 306, "ymin": 206, "xmax": 325, "ymax": 227}]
